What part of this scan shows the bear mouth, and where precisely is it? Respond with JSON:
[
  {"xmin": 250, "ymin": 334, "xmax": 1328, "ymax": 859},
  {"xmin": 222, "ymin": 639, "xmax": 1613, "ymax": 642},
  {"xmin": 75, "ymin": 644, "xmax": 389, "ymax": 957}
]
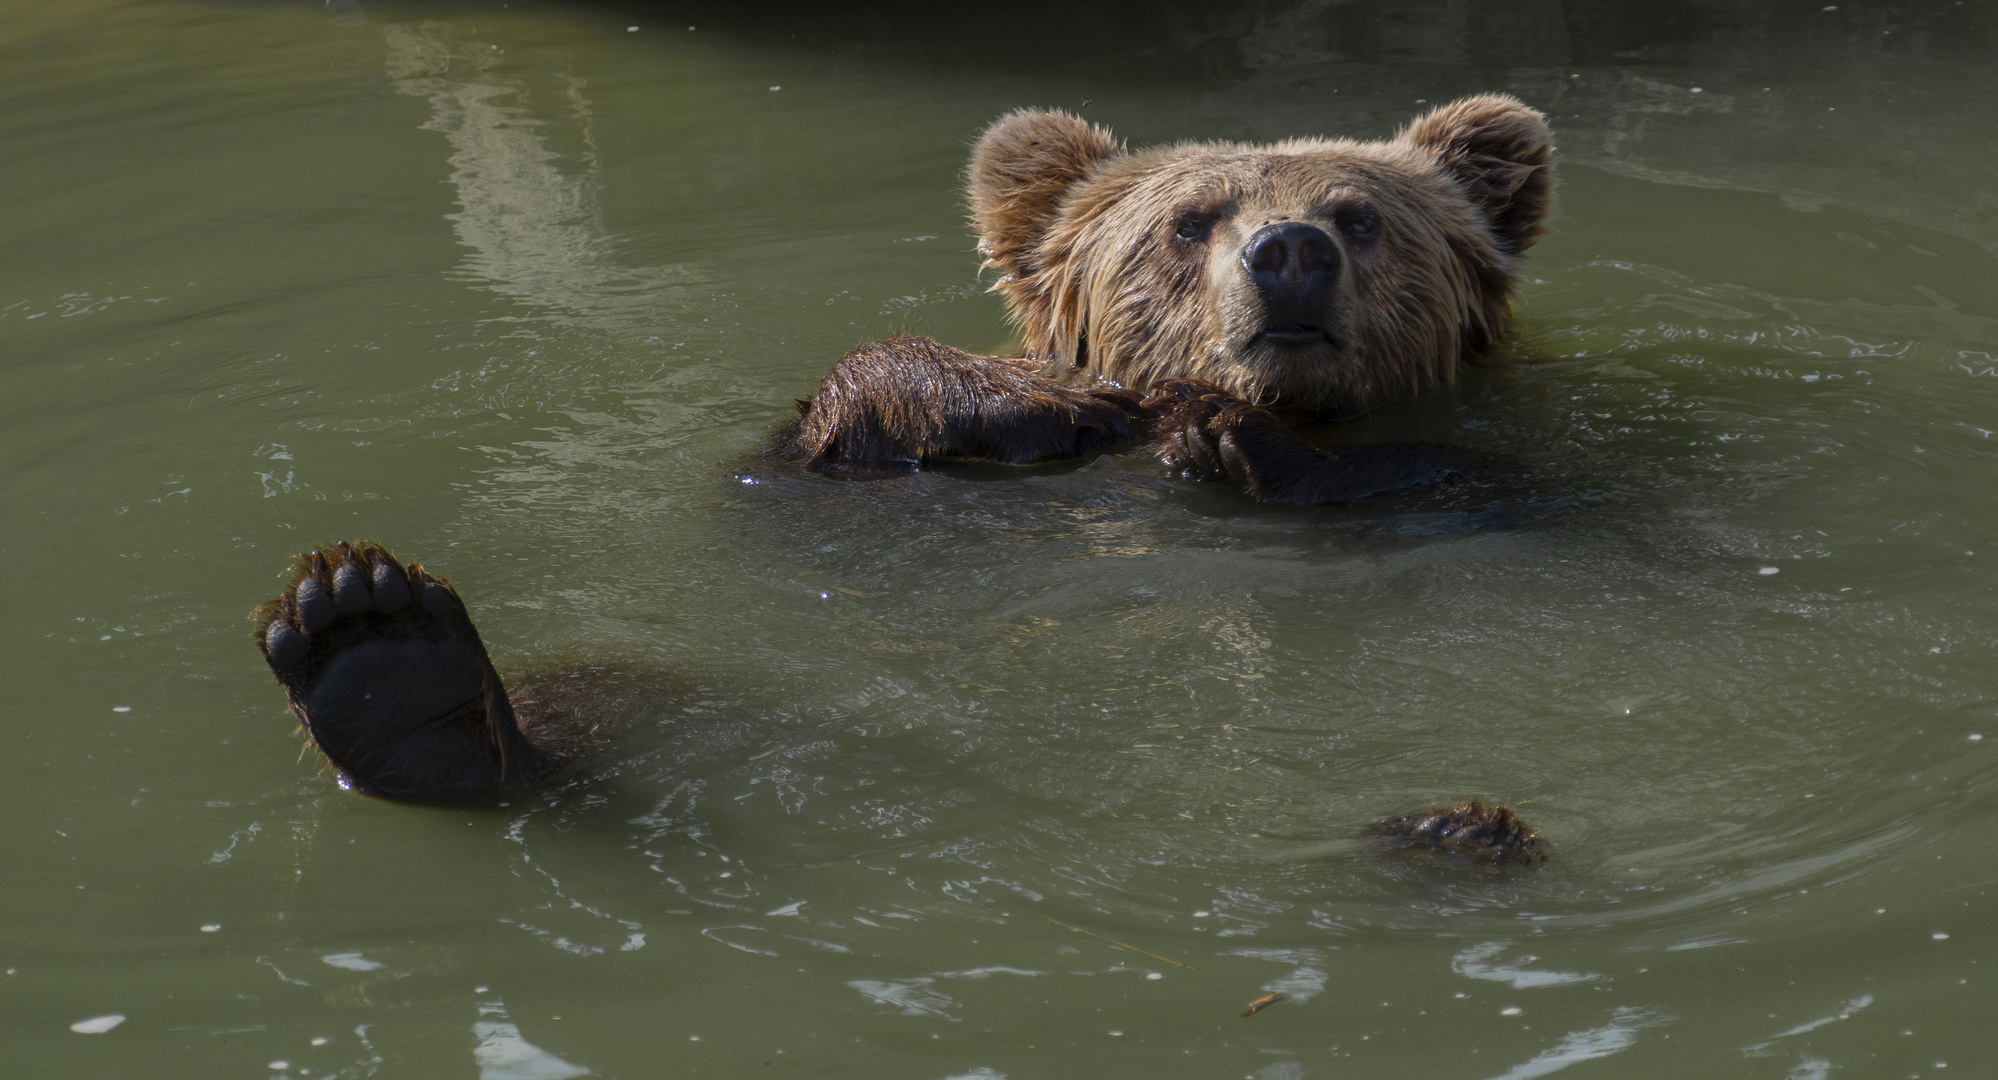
[{"xmin": 1250, "ymin": 323, "xmax": 1336, "ymax": 349}]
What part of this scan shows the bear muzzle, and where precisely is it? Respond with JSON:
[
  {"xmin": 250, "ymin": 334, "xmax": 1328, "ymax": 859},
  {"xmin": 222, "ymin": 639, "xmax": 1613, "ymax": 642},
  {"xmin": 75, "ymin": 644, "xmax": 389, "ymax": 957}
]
[{"xmin": 1239, "ymin": 221, "xmax": 1343, "ymax": 350}]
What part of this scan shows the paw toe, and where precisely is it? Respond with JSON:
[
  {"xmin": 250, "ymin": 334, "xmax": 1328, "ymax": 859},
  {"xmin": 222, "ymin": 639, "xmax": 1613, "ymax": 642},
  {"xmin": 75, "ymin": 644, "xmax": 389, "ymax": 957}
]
[
  {"xmin": 332, "ymin": 564, "xmax": 372, "ymax": 615},
  {"xmin": 420, "ymin": 580, "xmax": 457, "ymax": 618},
  {"xmin": 370, "ymin": 558, "xmax": 411, "ymax": 612},
  {"xmin": 1143, "ymin": 377, "xmax": 1232, "ymax": 408},
  {"xmin": 264, "ymin": 617, "xmax": 307, "ymax": 671},
  {"xmin": 295, "ymin": 576, "xmax": 335, "ymax": 632}
]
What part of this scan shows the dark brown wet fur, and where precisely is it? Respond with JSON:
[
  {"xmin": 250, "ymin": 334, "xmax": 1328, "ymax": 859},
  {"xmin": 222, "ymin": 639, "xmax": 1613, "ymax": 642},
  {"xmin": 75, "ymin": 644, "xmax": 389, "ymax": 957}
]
[
  {"xmin": 782, "ymin": 96, "xmax": 1554, "ymax": 504},
  {"xmin": 786, "ymin": 336, "xmax": 1151, "ymax": 470},
  {"xmin": 253, "ymin": 541, "xmax": 586, "ymax": 801},
  {"xmin": 1371, "ymin": 799, "xmax": 1545, "ymax": 866},
  {"xmin": 504, "ymin": 654, "xmax": 702, "ymax": 755}
]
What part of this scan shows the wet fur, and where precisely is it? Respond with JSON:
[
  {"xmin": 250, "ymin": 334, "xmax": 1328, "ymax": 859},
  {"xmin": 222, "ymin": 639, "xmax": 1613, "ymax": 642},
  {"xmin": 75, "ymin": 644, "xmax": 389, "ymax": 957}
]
[
  {"xmin": 1371, "ymin": 799, "xmax": 1545, "ymax": 865},
  {"xmin": 785, "ymin": 335, "xmax": 1151, "ymax": 468},
  {"xmin": 970, "ymin": 95, "xmax": 1552, "ymax": 416},
  {"xmin": 246, "ymin": 103, "xmax": 1562, "ymax": 801},
  {"xmin": 789, "ymin": 95, "xmax": 1554, "ymax": 502}
]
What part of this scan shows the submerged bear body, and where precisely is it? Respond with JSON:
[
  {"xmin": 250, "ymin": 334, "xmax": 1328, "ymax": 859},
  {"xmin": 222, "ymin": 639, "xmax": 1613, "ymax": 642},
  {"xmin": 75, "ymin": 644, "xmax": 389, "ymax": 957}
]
[
  {"xmin": 252, "ymin": 542, "xmax": 1545, "ymax": 864},
  {"xmin": 249, "ymin": 97, "xmax": 1555, "ymax": 861}
]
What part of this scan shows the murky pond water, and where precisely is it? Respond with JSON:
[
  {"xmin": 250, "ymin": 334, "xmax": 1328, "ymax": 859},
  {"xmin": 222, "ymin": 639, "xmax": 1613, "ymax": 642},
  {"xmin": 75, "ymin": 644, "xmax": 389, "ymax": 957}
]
[{"xmin": 5, "ymin": 2, "xmax": 1996, "ymax": 1077}]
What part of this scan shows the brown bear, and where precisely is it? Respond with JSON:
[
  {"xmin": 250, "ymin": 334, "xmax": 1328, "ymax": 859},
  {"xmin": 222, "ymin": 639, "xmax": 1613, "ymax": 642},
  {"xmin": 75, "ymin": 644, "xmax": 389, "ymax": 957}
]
[
  {"xmin": 251, "ymin": 96, "xmax": 1555, "ymax": 858},
  {"xmin": 786, "ymin": 93, "xmax": 1554, "ymax": 502}
]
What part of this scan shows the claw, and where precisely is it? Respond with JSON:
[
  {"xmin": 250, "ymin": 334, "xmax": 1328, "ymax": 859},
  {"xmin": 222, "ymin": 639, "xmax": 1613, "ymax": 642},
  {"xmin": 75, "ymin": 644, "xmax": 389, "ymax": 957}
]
[{"xmin": 1142, "ymin": 377, "xmax": 1235, "ymax": 409}]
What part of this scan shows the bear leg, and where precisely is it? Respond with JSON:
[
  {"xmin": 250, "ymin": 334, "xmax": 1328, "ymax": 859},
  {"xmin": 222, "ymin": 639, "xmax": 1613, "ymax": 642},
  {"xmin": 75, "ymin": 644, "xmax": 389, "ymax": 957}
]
[
  {"xmin": 788, "ymin": 337, "xmax": 1153, "ymax": 469},
  {"xmin": 253, "ymin": 542, "xmax": 565, "ymax": 801}
]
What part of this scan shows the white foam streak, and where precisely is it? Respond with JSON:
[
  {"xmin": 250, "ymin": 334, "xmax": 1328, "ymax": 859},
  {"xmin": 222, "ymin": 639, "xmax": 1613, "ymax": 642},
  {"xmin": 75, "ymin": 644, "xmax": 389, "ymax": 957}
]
[
  {"xmin": 1481, "ymin": 1008, "xmax": 1669, "ymax": 1080},
  {"xmin": 472, "ymin": 998, "xmax": 590, "ymax": 1080},
  {"xmin": 1453, "ymin": 942, "xmax": 1601, "ymax": 989}
]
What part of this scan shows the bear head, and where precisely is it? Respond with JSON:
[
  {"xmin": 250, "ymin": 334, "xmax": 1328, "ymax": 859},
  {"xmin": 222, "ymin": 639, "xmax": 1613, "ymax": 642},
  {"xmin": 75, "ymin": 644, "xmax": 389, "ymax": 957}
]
[{"xmin": 967, "ymin": 95, "xmax": 1554, "ymax": 418}]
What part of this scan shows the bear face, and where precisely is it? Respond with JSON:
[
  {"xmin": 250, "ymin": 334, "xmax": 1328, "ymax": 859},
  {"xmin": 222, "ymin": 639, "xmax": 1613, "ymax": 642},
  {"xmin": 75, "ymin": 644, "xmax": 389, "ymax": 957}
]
[{"xmin": 969, "ymin": 95, "xmax": 1555, "ymax": 418}]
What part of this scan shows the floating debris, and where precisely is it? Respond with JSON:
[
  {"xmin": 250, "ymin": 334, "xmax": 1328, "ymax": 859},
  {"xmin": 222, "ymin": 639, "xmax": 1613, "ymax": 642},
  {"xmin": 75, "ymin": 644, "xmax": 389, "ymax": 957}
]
[
  {"xmin": 1242, "ymin": 993, "xmax": 1283, "ymax": 1017},
  {"xmin": 322, "ymin": 952, "xmax": 384, "ymax": 972}
]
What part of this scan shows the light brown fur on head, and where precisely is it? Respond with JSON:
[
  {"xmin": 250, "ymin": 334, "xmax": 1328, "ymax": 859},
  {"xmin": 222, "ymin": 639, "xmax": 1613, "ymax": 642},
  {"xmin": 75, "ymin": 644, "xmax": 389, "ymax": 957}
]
[{"xmin": 967, "ymin": 96, "xmax": 1554, "ymax": 418}]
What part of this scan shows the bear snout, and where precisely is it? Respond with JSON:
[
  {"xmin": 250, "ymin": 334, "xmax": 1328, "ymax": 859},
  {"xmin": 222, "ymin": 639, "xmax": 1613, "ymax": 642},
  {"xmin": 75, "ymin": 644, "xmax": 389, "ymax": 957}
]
[{"xmin": 1241, "ymin": 221, "xmax": 1342, "ymax": 313}]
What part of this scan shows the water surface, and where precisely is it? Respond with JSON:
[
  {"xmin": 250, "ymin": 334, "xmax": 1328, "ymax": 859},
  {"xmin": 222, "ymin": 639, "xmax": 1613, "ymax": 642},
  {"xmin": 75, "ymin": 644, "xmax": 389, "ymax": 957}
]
[{"xmin": 3, "ymin": 2, "xmax": 1995, "ymax": 1077}]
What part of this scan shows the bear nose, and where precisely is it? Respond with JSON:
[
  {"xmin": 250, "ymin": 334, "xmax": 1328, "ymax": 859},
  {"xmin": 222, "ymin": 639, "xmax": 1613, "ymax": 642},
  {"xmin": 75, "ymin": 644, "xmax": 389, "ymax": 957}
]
[{"xmin": 1242, "ymin": 222, "xmax": 1341, "ymax": 303}]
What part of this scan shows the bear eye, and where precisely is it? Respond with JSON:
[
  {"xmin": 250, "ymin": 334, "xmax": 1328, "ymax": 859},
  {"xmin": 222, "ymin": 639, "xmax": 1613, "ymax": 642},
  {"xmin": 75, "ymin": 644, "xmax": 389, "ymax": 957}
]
[
  {"xmin": 1336, "ymin": 205, "xmax": 1380, "ymax": 240},
  {"xmin": 1173, "ymin": 214, "xmax": 1214, "ymax": 242}
]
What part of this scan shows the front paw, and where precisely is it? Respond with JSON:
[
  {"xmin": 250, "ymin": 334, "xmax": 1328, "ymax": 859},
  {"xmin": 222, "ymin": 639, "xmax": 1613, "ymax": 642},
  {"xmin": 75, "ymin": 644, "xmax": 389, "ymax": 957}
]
[
  {"xmin": 1069, "ymin": 386, "xmax": 1153, "ymax": 451},
  {"xmin": 1146, "ymin": 380, "xmax": 1250, "ymax": 481}
]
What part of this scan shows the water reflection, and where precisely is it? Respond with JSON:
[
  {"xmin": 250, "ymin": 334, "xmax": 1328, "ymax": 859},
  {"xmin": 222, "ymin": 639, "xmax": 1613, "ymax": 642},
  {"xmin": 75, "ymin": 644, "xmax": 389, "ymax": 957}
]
[
  {"xmin": 472, "ymin": 997, "xmax": 591, "ymax": 1080},
  {"xmin": 384, "ymin": 22, "xmax": 695, "ymax": 327}
]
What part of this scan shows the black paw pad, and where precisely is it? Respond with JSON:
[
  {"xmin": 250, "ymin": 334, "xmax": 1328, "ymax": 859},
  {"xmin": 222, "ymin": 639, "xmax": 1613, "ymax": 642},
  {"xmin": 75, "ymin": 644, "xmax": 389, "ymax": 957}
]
[
  {"xmin": 370, "ymin": 557, "xmax": 411, "ymax": 612},
  {"xmin": 295, "ymin": 576, "xmax": 335, "ymax": 632},
  {"xmin": 252, "ymin": 540, "xmax": 538, "ymax": 799},
  {"xmin": 256, "ymin": 542, "xmax": 439, "ymax": 677},
  {"xmin": 332, "ymin": 564, "xmax": 371, "ymax": 615},
  {"xmin": 421, "ymin": 580, "xmax": 456, "ymax": 618},
  {"xmin": 264, "ymin": 616, "xmax": 307, "ymax": 671}
]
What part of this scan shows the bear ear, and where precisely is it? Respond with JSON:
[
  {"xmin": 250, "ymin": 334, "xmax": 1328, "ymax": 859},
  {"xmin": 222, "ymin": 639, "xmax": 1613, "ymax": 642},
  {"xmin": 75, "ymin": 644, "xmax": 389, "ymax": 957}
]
[
  {"xmin": 1400, "ymin": 94, "xmax": 1554, "ymax": 255},
  {"xmin": 967, "ymin": 109, "xmax": 1123, "ymax": 275}
]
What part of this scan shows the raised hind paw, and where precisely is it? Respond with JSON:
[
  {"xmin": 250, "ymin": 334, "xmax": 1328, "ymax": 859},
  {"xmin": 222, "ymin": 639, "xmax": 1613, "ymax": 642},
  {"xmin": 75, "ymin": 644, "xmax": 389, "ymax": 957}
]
[{"xmin": 254, "ymin": 541, "xmax": 559, "ymax": 801}]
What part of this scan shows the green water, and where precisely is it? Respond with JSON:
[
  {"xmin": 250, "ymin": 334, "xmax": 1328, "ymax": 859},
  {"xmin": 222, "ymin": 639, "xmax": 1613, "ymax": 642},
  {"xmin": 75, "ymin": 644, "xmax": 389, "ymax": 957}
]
[{"xmin": 5, "ymin": 2, "xmax": 1995, "ymax": 1077}]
